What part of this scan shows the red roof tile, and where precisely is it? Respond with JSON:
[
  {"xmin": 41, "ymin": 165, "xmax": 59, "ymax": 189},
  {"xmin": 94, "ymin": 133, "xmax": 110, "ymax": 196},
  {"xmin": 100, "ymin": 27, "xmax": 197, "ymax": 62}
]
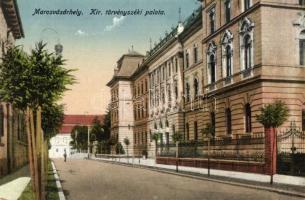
[{"xmin": 59, "ymin": 115, "xmax": 104, "ymax": 134}]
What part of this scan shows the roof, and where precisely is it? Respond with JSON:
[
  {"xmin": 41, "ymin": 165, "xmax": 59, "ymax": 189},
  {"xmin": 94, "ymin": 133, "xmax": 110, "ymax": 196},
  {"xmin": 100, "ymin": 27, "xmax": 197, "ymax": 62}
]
[
  {"xmin": 59, "ymin": 115, "xmax": 104, "ymax": 134},
  {"xmin": 107, "ymin": 51, "xmax": 144, "ymax": 86},
  {"xmin": 2, "ymin": 0, "xmax": 24, "ymax": 39}
]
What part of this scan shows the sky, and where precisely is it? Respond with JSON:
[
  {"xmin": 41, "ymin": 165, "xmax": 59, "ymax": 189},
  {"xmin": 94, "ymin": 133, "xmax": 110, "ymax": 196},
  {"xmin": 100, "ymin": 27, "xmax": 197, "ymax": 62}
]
[{"xmin": 16, "ymin": 0, "xmax": 199, "ymax": 115}]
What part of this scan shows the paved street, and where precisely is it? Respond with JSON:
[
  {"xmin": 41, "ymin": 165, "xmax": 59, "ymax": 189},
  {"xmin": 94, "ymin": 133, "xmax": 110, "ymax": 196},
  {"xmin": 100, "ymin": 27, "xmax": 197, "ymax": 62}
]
[{"xmin": 53, "ymin": 159, "xmax": 303, "ymax": 200}]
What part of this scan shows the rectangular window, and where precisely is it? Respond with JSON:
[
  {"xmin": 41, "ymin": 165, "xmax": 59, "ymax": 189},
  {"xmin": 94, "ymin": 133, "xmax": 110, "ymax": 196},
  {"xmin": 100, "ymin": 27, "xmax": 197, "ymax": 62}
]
[
  {"xmin": 209, "ymin": 10, "xmax": 215, "ymax": 34},
  {"xmin": 185, "ymin": 52, "xmax": 190, "ymax": 68},
  {"xmin": 175, "ymin": 58, "xmax": 178, "ymax": 72},
  {"xmin": 300, "ymin": 39, "xmax": 305, "ymax": 65},
  {"xmin": 300, "ymin": 0, "xmax": 305, "ymax": 5},
  {"xmin": 194, "ymin": 46, "xmax": 198, "ymax": 64},
  {"xmin": 225, "ymin": 0, "xmax": 231, "ymax": 23},
  {"xmin": 244, "ymin": 0, "xmax": 250, "ymax": 10},
  {"xmin": 194, "ymin": 121, "xmax": 198, "ymax": 141}
]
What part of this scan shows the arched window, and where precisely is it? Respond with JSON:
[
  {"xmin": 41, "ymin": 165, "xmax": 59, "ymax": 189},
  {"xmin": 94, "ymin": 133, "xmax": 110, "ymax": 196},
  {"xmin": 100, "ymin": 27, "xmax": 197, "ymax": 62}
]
[
  {"xmin": 226, "ymin": 46, "xmax": 232, "ymax": 77},
  {"xmin": 207, "ymin": 41, "xmax": 217, "ymax": 84},
  {"xmin": 245, "ymin": 103, "xmax": 252, "ymax": 133},
  {"xmin": 210, "ymin": 55, "xmax": 216, "ymax": 83},
  {"xmin": 175, "ymin": 83, "xmax": 178, "ymax": 99},
  {"xmin": 194, "ymin": 78, "xmax": 199, "ymax": 98},
  {"xmin": 222, "ymin": 30, "xmax": 233, "ymax": 79},
  {"xmin": 168, "ymin": 88, "xmax": 172, "ymax": 102},
  {"xmin": 186, "ymin": 83, "xmax": 190, "ymax": 102},
  {"xmin": 244, "ymin": 35, "xmax": 252, "ymax": 69},
  {"xmin": 240, "ymin": 18, "xmax": 254, "ymax": 72},
  {"xmin": 226, "ymin": 108, "xmax": 232, "ymax": 135},
  {"xmin": 159, "ymin": 120, "xmax": 163, "ymax": 129},
  {"xmin": 299, "ymin": 30, "xmax": 305, "ymax": 65}
]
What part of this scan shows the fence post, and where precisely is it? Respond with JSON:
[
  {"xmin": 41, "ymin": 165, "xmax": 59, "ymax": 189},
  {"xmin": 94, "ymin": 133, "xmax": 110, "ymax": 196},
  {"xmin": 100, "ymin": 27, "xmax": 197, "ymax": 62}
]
[{"xmin": 265, "ymin": 127, "xmax": 277, "ymax": 184}]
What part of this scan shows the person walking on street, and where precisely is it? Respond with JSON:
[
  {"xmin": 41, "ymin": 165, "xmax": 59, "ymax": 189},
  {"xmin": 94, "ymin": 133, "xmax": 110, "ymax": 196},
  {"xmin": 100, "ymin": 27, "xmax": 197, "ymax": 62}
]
[{"xmin": 64, "ymin": 149, "xmax": 67, "ymax": 162}]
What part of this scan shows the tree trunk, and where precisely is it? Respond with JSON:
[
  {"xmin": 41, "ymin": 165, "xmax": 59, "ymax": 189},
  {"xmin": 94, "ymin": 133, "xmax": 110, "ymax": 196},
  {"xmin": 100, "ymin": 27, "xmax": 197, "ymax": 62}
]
[
  {"xmin": 26, "ymin": 107, "xmax": 36, "ymax": 194},
  {"xmin": 30, "ymin": 109, "xmax": 40, "ymax": 200}
]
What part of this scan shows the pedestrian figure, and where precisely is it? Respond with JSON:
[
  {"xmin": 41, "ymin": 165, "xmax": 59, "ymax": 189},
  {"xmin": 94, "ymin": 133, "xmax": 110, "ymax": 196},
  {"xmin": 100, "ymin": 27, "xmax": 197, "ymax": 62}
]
[{"xmin": 64, "ymin": 149, "xmax": 67, "ymax": 162}]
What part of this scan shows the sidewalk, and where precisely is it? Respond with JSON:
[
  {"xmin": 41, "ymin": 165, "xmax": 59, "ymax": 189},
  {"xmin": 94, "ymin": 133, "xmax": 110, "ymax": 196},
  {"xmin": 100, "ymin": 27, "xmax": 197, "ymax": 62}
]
[
  {"xmin": 92, "ymin": 156, "xmax": 305, "ymax": 197},
  {"xmin": 0, "ymin": 165, "xmax": 31, "ymax": 200}
]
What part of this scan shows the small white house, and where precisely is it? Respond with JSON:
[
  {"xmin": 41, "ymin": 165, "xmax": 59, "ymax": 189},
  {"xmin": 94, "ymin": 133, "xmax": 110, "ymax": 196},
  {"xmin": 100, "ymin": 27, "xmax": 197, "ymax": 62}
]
[
  {"xmin": 49, "ymin": 134, "xmax": 73, "ymax": 158},
  {"xmin": 49, "ymin": 114, "xmax": 104, "ymax": 158}
]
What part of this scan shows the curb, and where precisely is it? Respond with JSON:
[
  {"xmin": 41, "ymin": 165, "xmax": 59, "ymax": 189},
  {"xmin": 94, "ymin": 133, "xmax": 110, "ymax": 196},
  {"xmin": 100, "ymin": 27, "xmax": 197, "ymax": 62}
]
[
  {"xmin": 51, "ymin": 161, "xmax": 66, "ymax": 200},
  {"xmin": 92, "ymin": 159, "xmax": 305, "ymax": 199}
]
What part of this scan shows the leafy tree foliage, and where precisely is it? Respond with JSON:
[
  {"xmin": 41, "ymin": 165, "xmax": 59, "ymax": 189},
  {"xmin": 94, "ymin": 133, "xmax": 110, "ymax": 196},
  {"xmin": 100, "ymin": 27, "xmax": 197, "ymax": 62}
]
[
  {"xmin": 171, "ymin": 132, "xmax": 183, "ymax": 143},
  {"xmin": 102, "ymin": 105, "xmax": 111, "ymax": 141},
  {"xmin": 256, "ymin": 100, "xmax": 289, "ymax": 128},
  {"xmin": 70, "ymin": 125, "xmax": 91, "ymax": 151},
  {"xmin": 42, "ymin": 103, "xmax": 64, "ymax": 139}
]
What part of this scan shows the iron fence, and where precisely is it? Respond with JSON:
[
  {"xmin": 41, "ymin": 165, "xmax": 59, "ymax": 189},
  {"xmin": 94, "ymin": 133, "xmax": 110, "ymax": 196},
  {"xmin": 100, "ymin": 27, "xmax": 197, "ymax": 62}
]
[
  {"xmin": 277, "ymin": 122, "xmax": 305, "ymax": 176},
  {"xmin": 157, "ymin": 133, "xmax": 265, "ymax": 162}
]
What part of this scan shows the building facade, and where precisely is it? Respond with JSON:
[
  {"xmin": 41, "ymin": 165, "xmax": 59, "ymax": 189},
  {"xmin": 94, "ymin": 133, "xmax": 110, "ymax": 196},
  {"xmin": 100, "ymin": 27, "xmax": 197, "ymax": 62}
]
[
  {"xmin": 201, "ymin": 0, "xmax": 305, "ymax": 139},
  {"xmin": 131, "ymin": 65, "xmax": 149, "ymax": 156},
  {"xmin": 107, "ymin": 0, "xmax": 305, "ymax": 161},
  {"xmin": 107, "ymin": 51, "xmax": 144, "ymax": 155},
  {"xmin": 145, "ymin": 24, "xmax": 185, "ymax": 157}
]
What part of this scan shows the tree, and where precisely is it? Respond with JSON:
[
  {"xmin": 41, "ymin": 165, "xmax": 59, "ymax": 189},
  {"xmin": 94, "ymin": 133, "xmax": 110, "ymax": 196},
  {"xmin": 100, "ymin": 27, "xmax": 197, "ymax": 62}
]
[
  {"xmin": 201, "ymin": 123, "xmax": 215, "ymax": 138},
  {"xmin": 171, "ymin": 132, "xmax": 183, "ymax": 143},
  {"xmin": 255, "ymin": 100, "xmax": 289, "ymax": 184},
  {"xmin": 256, "ymin": 100, "xmax": 289, "ymax": 128},
  {"xmin": 151, "ymin": 132, "xmax": 161, "ymax": 157},
  {"xmin": 123, "ymin": 137, "xmax": 130, "ymax": 162},
  {"xmin": 0, "ymin": 43, "xmax": 75, "ymax": 200},
  {"xmin": 42, "ymin": 103, "xmax": 64, "ymax": 140},
  {"xmin": 102, "ymin": 105, "xmax": 111, "ymax": 141},
  {"xmin": 116, "ymin": 142, "xmax": 125, "ymax": 154},
  {"xmin": 90, "ymin": 117, "xmax": 105, "ymax": 143},
  {"xmin": 70, "ymin": 126, "xmax": 90, "ymax": 151}
]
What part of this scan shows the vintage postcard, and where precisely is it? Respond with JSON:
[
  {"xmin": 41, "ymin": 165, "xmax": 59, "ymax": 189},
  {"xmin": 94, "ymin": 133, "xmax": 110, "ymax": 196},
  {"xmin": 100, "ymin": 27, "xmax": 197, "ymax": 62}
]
[{"xmin": 0, "ymin": 0, "xmax": 305, "ymax": 200}]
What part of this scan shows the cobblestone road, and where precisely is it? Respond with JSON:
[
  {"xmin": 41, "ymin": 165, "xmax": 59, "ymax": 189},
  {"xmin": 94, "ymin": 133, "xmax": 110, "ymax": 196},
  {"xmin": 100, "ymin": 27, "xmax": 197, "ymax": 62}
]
[{"xmin": 53, "ymin": 159, "xmax": 304, "ymax": 200}]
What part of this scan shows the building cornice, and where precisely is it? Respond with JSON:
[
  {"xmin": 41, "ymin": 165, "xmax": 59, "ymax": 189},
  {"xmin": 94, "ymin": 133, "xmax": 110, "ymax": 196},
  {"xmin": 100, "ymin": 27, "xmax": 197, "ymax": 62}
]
[{"xmin": 2, "ymin": 0, "xmax": 24, "ymax": 39}]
